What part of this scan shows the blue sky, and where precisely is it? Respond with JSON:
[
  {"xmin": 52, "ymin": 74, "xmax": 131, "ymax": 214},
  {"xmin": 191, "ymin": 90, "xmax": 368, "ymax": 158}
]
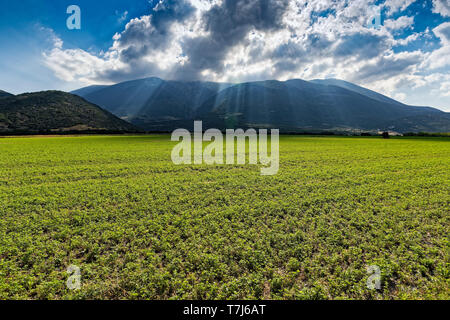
[{"xmin": 0, "ymin": 0, "xmax": 449, "ymax": 111}]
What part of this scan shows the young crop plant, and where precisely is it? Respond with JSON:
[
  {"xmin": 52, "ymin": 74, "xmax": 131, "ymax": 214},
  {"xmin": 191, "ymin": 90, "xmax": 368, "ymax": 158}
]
[{"xmin": 0, "ymin": 135, "xmax": 448, "ymax": 300}]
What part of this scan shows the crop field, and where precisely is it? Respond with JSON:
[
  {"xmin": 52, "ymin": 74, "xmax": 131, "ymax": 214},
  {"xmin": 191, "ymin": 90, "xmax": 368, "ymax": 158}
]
[{"xmin": 0, "ymin": 135, "xmax": 448, "ymax": 300}]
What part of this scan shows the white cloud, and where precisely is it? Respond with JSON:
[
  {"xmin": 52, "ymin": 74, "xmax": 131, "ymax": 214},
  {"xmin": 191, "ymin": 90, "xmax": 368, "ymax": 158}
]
[
  {"xmin": 117, "ymin": 11, "xmax": 129, "ymax": 23},
  {"xmin": 41, "ymin": 0, "xmax": 449, "ymax": 110},
  {"xmin": 394, "ymin": 92, "xmax": 407, "ymax": 101},
  {"xmin": 384, "ymin": 0, "xmax": 417, "ymax": 15},
  {"xmin": 432, "ymin": 0, "xmax": 450, "ymax": 17},
  {"xmin": 422, "ymin": 45, "xmax": 450, "ymax": 69},
  {"xmin": 441, "ymin": 82, "xmax": 450, "ymax": 96},
  {"xmin": 393, "ymin": 32, "xmax": 422, "ymax": 45},
  {"xmin": 420, "ymin": 22, "xmax": 450, "ymax": 70},
  {"xmin": 384, "ymin": 16, "xmax": 415, "ymax": 30},
  {"xmin": 433, "ymin": 21, "xmax": 450, "ymax": 44}
]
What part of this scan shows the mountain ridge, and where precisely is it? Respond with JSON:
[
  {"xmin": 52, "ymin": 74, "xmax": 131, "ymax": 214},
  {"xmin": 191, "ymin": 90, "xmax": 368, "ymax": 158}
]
[
  {"xmin": 196, "ymin": 79, "xmax": 449, "ymax": 132},
  {"xmin": 72, "ymin": 78, "xmax": 450, "ymax": 133},
  {"xmin": 72, "ymin": 77, "xmax": 234, "ymax": 121},
  {"xmin": 0, "ymin": 90, "xmax": 14, "ymax": 98},
  {"xmin": 310, "ymin": 79, "xmax": 405, "ymax": 106}
]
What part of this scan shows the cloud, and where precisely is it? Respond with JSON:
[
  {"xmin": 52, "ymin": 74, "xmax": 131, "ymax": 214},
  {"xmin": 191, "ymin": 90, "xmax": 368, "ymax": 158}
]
[
  {"xmin": 394, "ymin": 92, "xmax": 407, "ymax": 101},
  {"xmin": 334, "ymin": 33, "xmax": 390, "ymax": 59},
  {"xmin": 433, "ymin": 21, "xmax": 450, "ymax": 44},
  {"xmin": 393, "ymin": 31, "xmax": 423, "ymax": 46},
  {"xmin": 422, "ymin": 45, "xmax": 450, "ymax": 70},
  {"xmin": 40, "ymin": 0, "xmax": 448, "ymax": 109},
  {"xmin": 384, "ymin": 16, "xmax": 415, "ymax": 30},
  {"xmin": 117, "ymin": 10, "xmax": 128, "ymax": 23},
  {"xmin": 175, "ymin": 0, "xmax": 290, "ymax": 79},
  {"xmin": 115, "ymin": 0, "xmax": 195, "ymax": 62},
  {"xmin": 441, "ymin": 82, "xmax": 450, "ymax": 96},
  {"xmin": 384, "ymin": 0, "xmax": 417, "ymax": 15},
  {"xmin": 353, "ymin": 51, "xmax": 423, "ymax": 82},
  {"xmin": 420, "ymin": 22, "xmax": 450, "ymax": 70},
  {"xmin": 432, "ymin": 0, "xmax": 450, "ymax": 17}
]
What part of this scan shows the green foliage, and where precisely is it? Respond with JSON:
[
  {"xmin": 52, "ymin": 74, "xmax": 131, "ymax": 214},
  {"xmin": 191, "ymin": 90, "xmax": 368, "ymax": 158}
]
[
  {"xmin": 0, "ymin": 135, "xmax": 448, "ymax": 299},
  {"xmin": 0, "ymin": 91, "xmax": 137, "ymax": 134}
]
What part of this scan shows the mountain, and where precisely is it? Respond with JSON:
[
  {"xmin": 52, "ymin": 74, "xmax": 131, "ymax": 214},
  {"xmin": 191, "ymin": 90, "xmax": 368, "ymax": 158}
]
[
  {"xmin": 71, "ymin": 85, "xmax": 109, "ymax": 97},
  {"xmin": 0, "ymin": 90, "xmax": 14, "ymax": 98},
  {"xmin": 73, "ymin": 78, "xmax": 450, "ymax": 133},
  {"xmin": 0, "ymin": 91, "xmax": 138, "ymax": 134},
  {"xmin": 196, "ymin": 79, "xmax": 450, "ymax": 132},
  {"xmin": 310, "ymin": 79, "xmax": 404, "ymax": 106},
  {"xmin": 72, "ymin": 77, "xmax": 233, "ymax": 124}
]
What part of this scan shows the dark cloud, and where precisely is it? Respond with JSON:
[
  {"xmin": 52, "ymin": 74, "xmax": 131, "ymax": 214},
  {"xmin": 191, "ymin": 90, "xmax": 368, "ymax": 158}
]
[
  {"xmin": 270, "ymin": 40, "xmax": 307, "ymax": 73},
  {"xmin": 306, "ymin": 33, "xmax": 334, "ymax": 52},
  {"xmin": 204, "ymin": 0, "xmax": 289, "ymax": 42},
  {"xmin": 120, "ymin": 44, "xmax": 152, "ymax": 62},
  {"xmin": 177, "ymin": 0, "xmax": 290, "ymax": 79},
  {"xmin": 118, "ymin": 0, "xmax": 195, "ymax": 62},
  {"xmin": 106, "ymin": 1, "xmax": 394, "ymax": 81},
  {"xmin": 272, "ymin": 40, "xmax": 305, "ymax": 59},
  {"xmin": 270, "ymin": 33, "xmax": 335, "ymax": 73},
  {"xmin": 94, "ymin": 60, "xmax": 163, "ymax": 84},
  {"xmin": 353, "ymin": 54, "xmax": 421, "ymax": 82},
  {"xmin": 273, "ymin": 60, "xmax": 300, "ymax": 72},
  {"xmin": 152, "ymin": 0, "xmax": 196, "ymax": 31},
  {"xmin": 334, "ymin": 33, "xmax": 390, "ymax": 59}
]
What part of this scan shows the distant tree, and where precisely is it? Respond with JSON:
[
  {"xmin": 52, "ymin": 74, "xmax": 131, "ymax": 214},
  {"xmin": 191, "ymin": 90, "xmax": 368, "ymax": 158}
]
[{"xmin": 382, "ymin": 131, "xmax": 390, "ymax": 139}]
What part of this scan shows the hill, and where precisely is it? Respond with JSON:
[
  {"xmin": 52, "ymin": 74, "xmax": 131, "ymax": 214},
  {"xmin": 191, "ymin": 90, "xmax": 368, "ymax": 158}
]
[
  {"xmin": 0, "ymin": 90, "xmax": 14, "ymax": 98},
  {"xmin": 0, "ymin": 91, "xmax": 138, "ymax": 134}
]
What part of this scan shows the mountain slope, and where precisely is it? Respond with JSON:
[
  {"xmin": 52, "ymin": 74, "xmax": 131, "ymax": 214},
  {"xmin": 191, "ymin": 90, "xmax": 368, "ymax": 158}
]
[
  {"xmin": 0, "ymin": 91, "xmax": 138, "ymax": 133},
  {"xmin": 71, "ymin": 85, "xmax": 109, "ymax": 97},
  {"xmin": 72, "ymin": 77, "xmax": 233, "ymax": 123},
  {"xmin": 310, "ymin": 79, "xmax": 404, "ymax": 106},
  {"xmin": 0, "ymin": 90, "xmax": 14, "ymax": 98},
  {"xmin": 73, "ymin": 78, "xmax": 165, "ymax": 119},
  {"xmin": 196, "ymin": 80, "xmax": 450, "ymax": 132}
]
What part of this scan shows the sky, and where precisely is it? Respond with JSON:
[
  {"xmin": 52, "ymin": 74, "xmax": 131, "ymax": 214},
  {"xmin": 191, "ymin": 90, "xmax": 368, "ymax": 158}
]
[{"xmin": 0, "ymin": 0, "xmax": 449, "ymax": 111}]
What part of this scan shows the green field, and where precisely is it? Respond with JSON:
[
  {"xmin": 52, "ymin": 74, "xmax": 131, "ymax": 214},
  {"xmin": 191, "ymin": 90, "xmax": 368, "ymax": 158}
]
[{"xmin": 0, "ymin": 135, "xmax": 448, "ymax": 299}]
